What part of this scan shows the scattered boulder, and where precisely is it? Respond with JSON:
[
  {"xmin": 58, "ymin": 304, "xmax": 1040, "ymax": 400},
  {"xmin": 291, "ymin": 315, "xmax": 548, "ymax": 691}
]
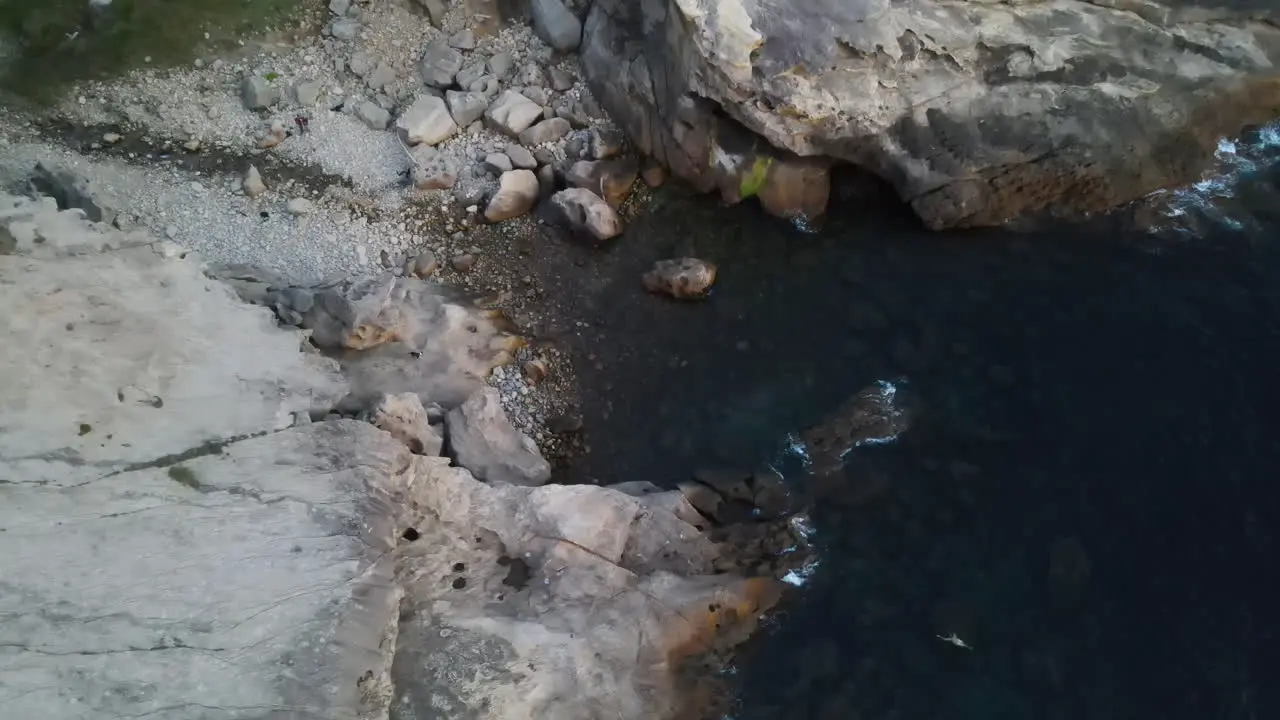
[
  {"xmin": 420, "ymin": 41, "xmax": 463, "ymax": 88},
  {"xmin": 451, "ymin": 252, "xmax": 476, "ymax": 272},
  {"xmin": 366, "ymin": 63, "xmax": 397, "ymax": 90},
  {"xmin": 802, "ymin": 380, "xmax": 912, "ymax": 477},
  {"xmin": 410, "ymin": 147, "xmax": 458, "ymax": 189},
  {"xmin": 484, "ymin": 90, "xmax": 544, "ymax": 136},
  {"xmin": 549, "ymin": 66, "xmax": 575, "ymax": 92},
  {"xmin": 642, "ymin": 257, "xmax": 717, "ymax": 299},
  {"xmin": 487, "ymin": 51, "xmax": 514, "ymax": 79},
  {"xmin": 364, "ymin": 392, "xmax": 443, "ymax": 455},
  {"xmin": 484, "ymin": 169, "xmax": 540, "ymax": 222},
  {"xmin": 446, "ymin": 386, "xmax": 552, "ymax": 486},
  {"xmin": 409, "ymin": 250, "xmax": 439, "ymax": 277},
  {"xmin": 241, "ymin": 163, "xmax": 267, "ymax": 194},
  {"xmin": 240, "ymin": 75, "xmax": 278, "ymax": 110},
  {"xmin": 545, "ymin": 187, "xmax": 623, "ymax": 241},
  {"xmin": 356, "ymin": 100, "xmax": 391, "ymax": 130},
  {"xmin": 445, "ymin": 90, "xmax": 488, "ymax": 127},
  {"xmin": 448, "ymin": 29, "xmax": 476, "ymax": 50},
  {"xmin": 564, "ymin": 157, "xmax": 637, "ymax": 207},
  {"xmin": 518, "ymin": 117, "xmax": 571, "ymax": 146},
  {"xmin": 397, "ymin": 94, "xmax": 458, "ymax": 146},
  {"xmin": 531, "ymin": 0, "xmax": 583, "ymax": 52}
]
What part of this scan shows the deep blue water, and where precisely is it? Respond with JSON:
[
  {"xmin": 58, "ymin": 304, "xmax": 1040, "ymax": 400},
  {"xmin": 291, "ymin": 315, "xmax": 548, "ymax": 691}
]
[{"xmin": 535, "ymin": 126, "xmax": 1280, "ymax": 720}]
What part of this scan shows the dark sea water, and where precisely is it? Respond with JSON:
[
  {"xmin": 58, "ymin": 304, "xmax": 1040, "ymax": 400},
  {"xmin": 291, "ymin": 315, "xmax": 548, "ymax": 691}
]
[{"xmin": 538, "ymin": 125, "xmax": 1280, "ymax": 720}]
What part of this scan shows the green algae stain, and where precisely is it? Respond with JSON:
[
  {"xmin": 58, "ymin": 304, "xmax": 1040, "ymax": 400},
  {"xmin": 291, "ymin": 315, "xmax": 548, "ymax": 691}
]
[
  {"xmin": 738, "ymin": 156, "xmax": 773, "ymax": 199},
  {"xmin": 167, "ymin": 464, "xmax": 202, "ymax": 491}
]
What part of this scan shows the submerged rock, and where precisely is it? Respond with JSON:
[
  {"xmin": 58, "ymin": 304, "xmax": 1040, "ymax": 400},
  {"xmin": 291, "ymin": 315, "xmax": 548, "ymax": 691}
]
[
  {"xmin": 580, "ymin": 0, "xmax": 1280, "ymax": 229},
  {"xmin": 642, "ymin": 257, "xmax": 717, "ymax": 299},
  {"xmin": 802, "ymin": 379, "xmax": 911, "ymax": 477},
  {"xmin": 545, "ymin": 187, "xmax": 623, "ymax": 240}
]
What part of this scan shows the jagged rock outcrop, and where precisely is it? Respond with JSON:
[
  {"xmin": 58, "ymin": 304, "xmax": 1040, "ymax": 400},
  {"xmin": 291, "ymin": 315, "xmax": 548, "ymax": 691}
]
[
  {"xmin": 580, "ymin": 0, "xmax": 1280, "ymax": 228},
  {"xmin": 0, "ymin": 192, "xmax": 789, "ymax": 719}
]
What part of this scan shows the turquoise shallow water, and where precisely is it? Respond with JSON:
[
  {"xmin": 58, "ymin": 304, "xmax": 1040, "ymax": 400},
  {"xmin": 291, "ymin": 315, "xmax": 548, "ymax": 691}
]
[{"xmin": 536, "ymin": 124, "xmax": 1280, "ymax": 719}]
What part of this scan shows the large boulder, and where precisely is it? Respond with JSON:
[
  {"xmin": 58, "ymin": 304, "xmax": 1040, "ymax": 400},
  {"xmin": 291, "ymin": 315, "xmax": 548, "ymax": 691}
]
[{"xmin": 580, "ymin": 0, "xmax": 1280, "ymax": 228}]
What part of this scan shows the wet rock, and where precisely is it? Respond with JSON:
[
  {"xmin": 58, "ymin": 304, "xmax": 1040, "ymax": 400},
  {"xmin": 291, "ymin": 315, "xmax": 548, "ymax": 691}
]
[
  {"xmin": 564, "ymin": 158, "xmax": 637, "ymax": 207},
  {"xmin": 484, "ymin": 169, "xmax": 540, "ymax": 222},
  {"xmin": 750, "ymin": 466, "xmax": 793, "ymax": 519},
  {"xmin": 802, "ymin": 380, "xmax": 911, "ymax": 477},
  {"xmin": 243, "ymin": 163, "xmax": 268, "ymax": 194},
  {"xmin": 484, "ymin": 90, "xmax": 544, "ymax": 136},
  {"xmin": 545, "ymin": 187, "xmax": 622, "ymax": 241},
  {"xmin": 364, "ymin": 392, "xmax": 443, "ymax": 456},
  {"xmin": 355, "ymin": 100, "xmax": 391, "ymax": 130},
  {"xmin": 420, "ymin": 41, "xmax": 463, "ymax": 88},
  {"xmin": 293, "ymin": 79, "xmax": 322, "ymax": 106},
  {"xmin": 531, "ymin": 0, "xmax": 582, "ymax": 52},
  {"xmin": 446, "ymin": 386, "xmax": 552, "ymax": 486},
  {"xmin": 397, "ymin": 94, "xmax": 458, "ymax": 146},
  {"xmin": 517, "ymin": 117, "xmax": 571, "ymax": 146},
  {"xmin": 642, "ymin": 257, "xmax": 717, "ymax": 299},
  {"xmin": 285, "ymin": 197, "xmax": 315, "ymax": 216},
  {"xmin": 506, "ymin": 144, "xmax": 538, "ymax": 170},
  {"xmin": 641, "ymin": 159, "xmax": 666, "ymax": 187},
  {"xmin": 240, "ymin": 75, "xmax": 278, "ymax": 110}
]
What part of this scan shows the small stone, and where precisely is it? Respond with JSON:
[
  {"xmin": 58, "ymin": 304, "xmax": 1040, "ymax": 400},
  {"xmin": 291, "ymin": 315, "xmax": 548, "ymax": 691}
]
[
  {"xmin": 484, "ymin": 153, "xmax": 513, "ymax": 174},
  {"xmin": 642, "ymin": 257, "xmax": 718, "ymax": 299},
  {"xmin": 411, "ymin": 150, "xmax": 458, "ymax": 190},
  {"xmin": 286, "ymin": 197, "xmax": 315, "ymax": 215},
  {"xmin": 452, "ymin": 253, "xmax": 476, "ymax": 272},
  {"xmin": 348, "ymin": 51, "xmax": 374, "ymax": 77},
  {"xmin": 356, "ymin": 100, "xmax": 391, "ymax": 130},
  {"xmin": 565, "ymin": 158, "xmax": 638, "ymax": 207},
  {"xmin": 522, "ymin": 358, "xmax": 548, "ymax": 385},
  {"xmin": 536, "ymin": 164, "xmax": 556, "ymax": 201},
  {"xmin": 487, "ymin": 52, "xmax": 513, "ymax": 79},
  {"xmin": 448, "ymin": 29, "xmax": 476, "ymax": 50},
  {"xmin": 522, "ymin": 86, "xmax": 549, "ymax": 106},
  {"xmin": 484, "ymin": 169, "xmax": 540, "ymax": 222},
  {"xmin": 367, "ymin": 63, "xmax": 396, "ymax": 90},
  {"xmin": 456, "ymin": 61, "xmax": 487, "ymax": 89},
  {"xmin": 240, "ymin": 75, "xmax": 279, "ymax": 110},
  {"xmin": 505, "ymin": 144, "xmax": 537, "ymax": 170},
  {"xmin": 102, "ymin": 132, "xmax": 122, "ymax": 144},
  {"xmin": 530, "ymin": 0, "xmax": 582, "ymax": 52},
  {"xmin": 517, "ymin": 117, "xmax": 571, "ymax": 146},
  {"xmin": 182, "ymin": 139, "xmax": 201, "ymax": 152},
  {"xmin": 549, "ymin": 67, "xmax": 575, "ymax": 91},
  {"xmin": 445, "ymin": 90, "xmax": 488, "ymax": 126},
  {"xmin": 329, "ymin": 0, "xmax": 350, "ymax": 15},
  {"xmin": 420, "ymin": 41, "xmax": 464, "ymax": 88},
  {"xmin": 242, "ymin": 165, "xmax": 267, "ymax": 197},
  {"xmin": 396, "ymin": 94, "xmax": 458, "ymax": 146},
  {"xmin": 411, "ymin": 250, "xmax": 440, "ymax": 277},
  {"xmin": 416, "ymin": 0, "xmax": 448, "ymax": 27}
]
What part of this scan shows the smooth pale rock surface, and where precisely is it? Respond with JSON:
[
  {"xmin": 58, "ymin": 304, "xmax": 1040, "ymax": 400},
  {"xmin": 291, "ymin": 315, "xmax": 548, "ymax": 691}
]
[
  {"xmin": 396, "ymin": 94, "xmax": 458, "ymax": 146},
  {"xmin": 484, "ymin": 90, "xmax": 545, "ymax": 136},
  {"xmin": 581, "ymin": 0, "xmax": 1280, "ymax": 228},
  {"xmin": 446, "ymin": 386, "xmax": 552, "ymax": 485},
  {"xmin": 0, "ymin": 193, "xmax": 785, "ymax": 720},
  {"xmin": 484, "ymin": 168, "xmax": 540, "ymax": 221}
]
